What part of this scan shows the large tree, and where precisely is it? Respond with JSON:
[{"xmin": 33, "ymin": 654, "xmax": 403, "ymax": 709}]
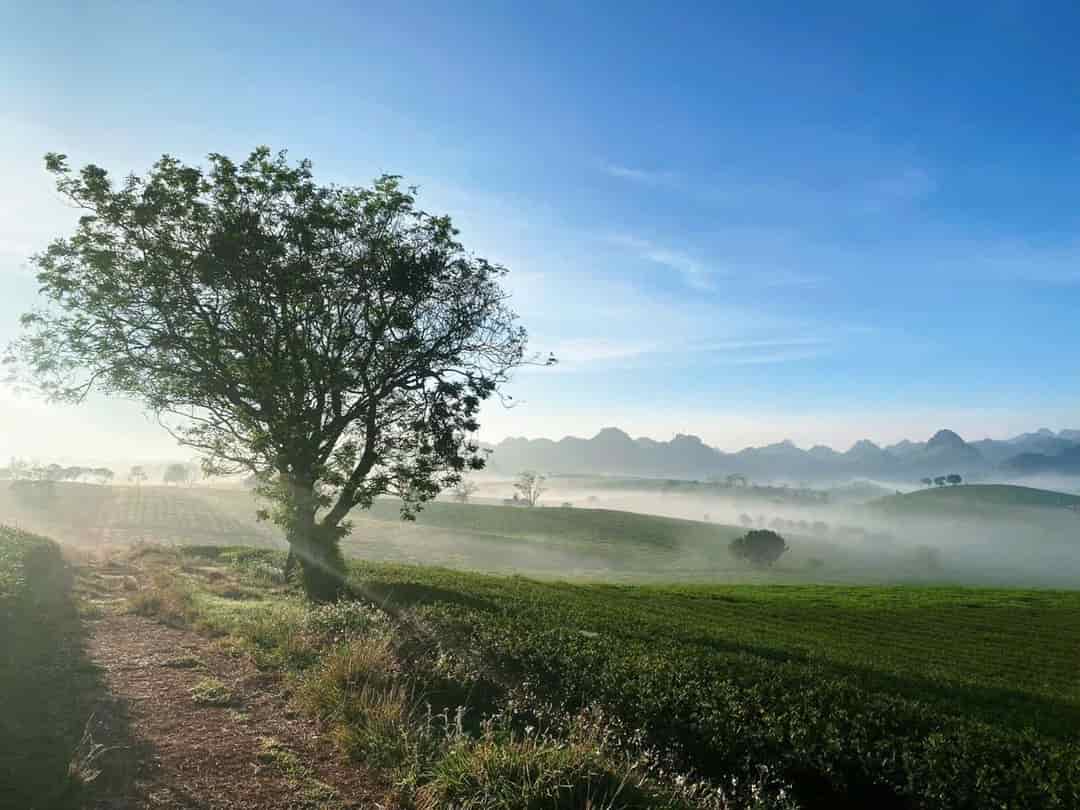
[{"xmin": 9, "ymin": 147, "xmax": 536, "ymax": 600}]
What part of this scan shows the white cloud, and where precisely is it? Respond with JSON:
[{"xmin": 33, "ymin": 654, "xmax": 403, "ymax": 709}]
[{"xmin": 601, "ymin": 163, "xmax": 677, "ymax": 186}]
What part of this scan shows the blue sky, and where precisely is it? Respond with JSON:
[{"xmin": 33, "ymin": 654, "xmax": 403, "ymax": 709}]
[{"xmin": 2, "ymin": 1, "xmax": 1080, "ymax": 460}]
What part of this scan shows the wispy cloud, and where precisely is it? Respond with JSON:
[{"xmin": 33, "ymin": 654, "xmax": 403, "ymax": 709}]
[
  {"xmin": 601, "ymin": 163, "xmax": 677, "ymax": 186},
  {"xmin": 605, "ymin": 233, "xmax": 823, "ymax": 289},
  {"xmin": 600, "ymin": 157, "xmax": 938, "ymax": 219},
  {"xmin": 525, "ymin": 331, "xmax": 835, "ymax": 374},
  {"xmin": 604, "ymin": 234, "xmax": 716, "ymax": 289}
]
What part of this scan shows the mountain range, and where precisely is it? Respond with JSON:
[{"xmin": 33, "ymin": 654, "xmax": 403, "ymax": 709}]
[{"xmin": 485, "ymin": 427, "xmax": 1080, "ymax": 482}]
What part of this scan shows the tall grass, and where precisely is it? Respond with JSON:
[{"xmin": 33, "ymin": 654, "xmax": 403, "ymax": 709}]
[{"xmin": 0, "ymin": 526, "xmax": 101, "ymax": 808}]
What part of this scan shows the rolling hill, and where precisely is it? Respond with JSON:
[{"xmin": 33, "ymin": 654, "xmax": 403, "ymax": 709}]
[
  {"xmin": 0, "ymin": 482, "xmax": 922, "ymax": 584},
  {"xmin": 870, "ymin": 483, "xmax": 1080, "ymax": 514}
]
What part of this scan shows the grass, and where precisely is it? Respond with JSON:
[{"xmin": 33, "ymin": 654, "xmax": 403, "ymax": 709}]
[
  {"xmin": 870, "ymin": 483, "xmax": 1080, "ymax": 514},
  {"xmin": 121, "ymin": 544, "xmax": 1080, "ymax": 809},
  {"xmin": 0, "ymin": 525, "xmax": 103, "ymax": 808},
  {"xmin": 255, "ymin": 737, "xmax": 340, "ymax": 806},
  {"xmin": 190, "ymin": 677, "xmax": 237, "ymax": 707}
]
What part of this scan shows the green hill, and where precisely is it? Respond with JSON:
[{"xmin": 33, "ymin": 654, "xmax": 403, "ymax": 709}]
[{"xmin": 870, "ymin": 483, "xmax": 1080, "ymax": 515}]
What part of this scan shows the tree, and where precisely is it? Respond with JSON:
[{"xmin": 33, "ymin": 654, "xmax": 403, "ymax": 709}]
[
  {"xmin": 933, "ymin": 476, "xmax": 947, "ymax": 487},
  {"xmin": 92, "ymin": 467, "xmax": 114, "ymax": 485},
  {"xmin": 920, "ymin": 477, "xmax": 933, "ymax": 487},
  {"xmin": 513, "ymin": 471, "xmax": 545, "ymax": 507},
  {"xmin": 946, "ymin": 474, "xmax": 962, "ymax": 486},
  {"xmin": 129, "ymin": 465, "xmax": 147, "ymax": 486},
  {"xmin": 451, "ymin": 478, "xmax": 478, "ymax": 504},
  {"xmin": 163, "ymin": 463, "xmax": 191, "ymax": 486},
  {"xmin": 725, "ymin": 473, "xmax": 748, "ymax": 488},
  {"xmin": 730, "ymin": 529, "xmax": 788, "ymax": 567},
  {"xmin": 10, "ymin": 148, "xmax": 538, "ymax": 601}
]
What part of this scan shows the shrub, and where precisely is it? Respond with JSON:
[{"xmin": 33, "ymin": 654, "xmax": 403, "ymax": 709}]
[
  {"xmin": 189, "ymin": 677, "xmax": 236, "ymax": 707},
  {"xmin": 729, "ymin": 530, "xmax": 788, "ymax": 567},
  {"xmin": 127, "ymin": 573, "xmax": 198, "ymax": 626},
  {"xmin": 327, "ymin": 681, "xmax": 422, "ymax": 768},
  {"xmin": 293, "ymin": 636, "xmax": 400, "ymax": 720},
  {"xmin": 303, "ymin": 600, "xmax": 390, "ymax": 643},
  {"xmin": 232, "ymin": 602, "xmax": 318, "ymax": 670}
]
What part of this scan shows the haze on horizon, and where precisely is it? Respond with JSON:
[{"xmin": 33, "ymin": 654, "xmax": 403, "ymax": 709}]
[{"xmin": 4, "ymin": 2, "xmax": 1080, "ymax": 463}]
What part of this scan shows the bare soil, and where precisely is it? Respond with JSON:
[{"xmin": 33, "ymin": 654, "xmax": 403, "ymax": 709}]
[{"xmin": 78, "ymin": 560, "xmax": 380, "ymax": 809}]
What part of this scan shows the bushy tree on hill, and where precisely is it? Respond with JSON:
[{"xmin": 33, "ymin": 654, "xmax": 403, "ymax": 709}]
[
  {"xmin": 730, "ymin": 529, "xmax": 788, "ymax": 567},
  {"xmin": 9, "ymin": 147, "xmax": 542, "ymax": 600}
]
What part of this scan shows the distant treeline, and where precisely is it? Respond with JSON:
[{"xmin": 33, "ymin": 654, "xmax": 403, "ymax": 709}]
[
  {"xmin": 552, "ymin": 474, "xmax": 831, "ymax": 503},
  {"xmin": 1, "ymin": 461, "xmax": 114, "ymax": 484}
]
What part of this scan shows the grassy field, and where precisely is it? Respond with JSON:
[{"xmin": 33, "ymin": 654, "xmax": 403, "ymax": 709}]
[
  {"xmin": 126, "ymin": 545, "xmax": 1080, "ymax": 808},
  {"xmin": 346, "ymin": 560, "xmax": 1080, "ymax": 737},
  {"xmin": 870, "ymin": 483, "xmax": 1080, "ymax": 515}
]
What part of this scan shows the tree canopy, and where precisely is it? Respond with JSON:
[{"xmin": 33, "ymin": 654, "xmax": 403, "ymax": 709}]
[
  {"xmin": 10, "ymin": 147, "xmax": 538, "ymax": 599},
  {"xmin": 730, "ymin": 529, "xmax": 788, "ymax": 567}
]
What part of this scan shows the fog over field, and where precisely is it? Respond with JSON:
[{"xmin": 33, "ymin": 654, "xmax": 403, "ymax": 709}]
[{"xmin": 4, "ymin": 462, "xmax": 1078, "ymax": 589}]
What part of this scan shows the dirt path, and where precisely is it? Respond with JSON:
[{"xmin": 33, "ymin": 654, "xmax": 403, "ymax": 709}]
[{"xmin": 78, "ymin": 562, "xmax": 379, "ymax": 809}]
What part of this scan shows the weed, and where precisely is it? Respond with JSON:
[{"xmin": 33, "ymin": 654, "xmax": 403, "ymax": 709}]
[
  {"xmin": 161, "ymin": 654, "xmax": 205, "ymax": 670},
  {"xmin": 66, "ymin": 714, "xmax": 117, "ymax": 790},
  {"xmin": 256, "ymin": 737, "xmax": 338, "ymax": 805},
  {"xmin": 294, "ymin": 636, "xmax": 399, "ymax": 718},
  {"xmin": 417, "ymin": 733, "xmax": 677, "ymax": 810},
  {"xmin": 127, "ymin": 573, "xmax": 198, "ymax": 626},
  {"xmin": 189, "ymin": 677, "xmax": 236, "ymax": 707}
]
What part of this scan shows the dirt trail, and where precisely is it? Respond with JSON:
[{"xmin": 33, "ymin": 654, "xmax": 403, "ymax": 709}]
[{"xmin": 78, "ymin": 560, "xmax": 377, "ymax": 810}]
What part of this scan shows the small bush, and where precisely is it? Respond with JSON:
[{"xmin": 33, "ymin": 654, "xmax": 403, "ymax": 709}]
[
  {"xmin": 189, "ymin": 677, "xmax": 236, "ymax": 707},
  {"xmin": 327, "ymin": 682, "xmax": 422, "ymax": 768},
  {"xmin": 230, "ymin": 602, "xmax": 318, "ymax": 670},
  {"xmin": 303, "ymin": 599, "xmax": 390, "ymax": 643},
  {"xmin": 294, "ymin": 636, "xmax": 400, "ymax": 720},
  {"xmin": 293, "ymin": 636, "xmax": 427, "ymax": 768},
  {"xmin": 128, "ymin": 574, "xmax": 198, "ymax": 626},
  {"xmin": 417, "ymin": 734, "xmax": 690, "ymax": 810}
]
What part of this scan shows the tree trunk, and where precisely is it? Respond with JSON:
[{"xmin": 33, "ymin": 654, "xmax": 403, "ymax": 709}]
[
  {"xmin": 288, "ymin": 527, "xmax": 347, "ymax": 602},
  {"xmin": 285, "ymin": 490, "xmax": 347, "ymax": 602}
]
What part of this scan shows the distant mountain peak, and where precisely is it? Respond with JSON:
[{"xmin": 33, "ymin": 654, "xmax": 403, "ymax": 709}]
[
  {"xmin": 848, "ymin": 439, "xmax": 882, "ymax": 454},
  {"xmin": 671, "ymin": 433, "xmax": 706, "ymax": 446},
  {"xmin": 928, "ymin": 429, "xmax": 966, "ymax": 449},
  {"xmin": 594, "ymin": 427, "xmax": 632, "ymax": 441}
]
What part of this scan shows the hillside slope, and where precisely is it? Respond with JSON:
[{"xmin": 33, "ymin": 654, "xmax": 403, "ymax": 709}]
[{"xmin": 870, "ymin": 483, "xmax": 1080, "ymax": 514}]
